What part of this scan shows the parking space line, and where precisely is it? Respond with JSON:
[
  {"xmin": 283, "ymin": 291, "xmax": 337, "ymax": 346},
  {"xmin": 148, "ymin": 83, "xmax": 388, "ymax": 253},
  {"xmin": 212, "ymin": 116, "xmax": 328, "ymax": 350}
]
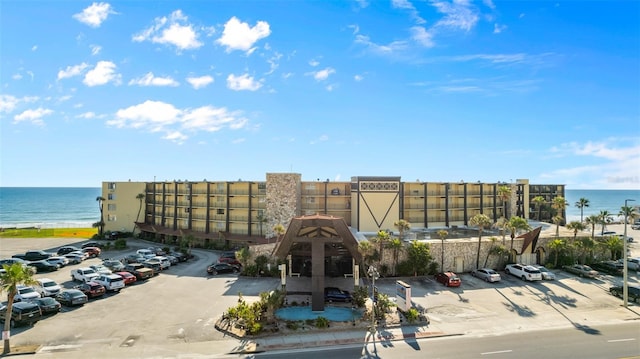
[{"xmin": 481, "ymin": 349, "xmax": 513, "ymax": 355}]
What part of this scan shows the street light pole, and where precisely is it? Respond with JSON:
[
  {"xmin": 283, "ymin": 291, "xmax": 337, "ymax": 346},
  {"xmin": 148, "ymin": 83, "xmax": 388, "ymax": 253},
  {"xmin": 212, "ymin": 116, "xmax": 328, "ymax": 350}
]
[
  {"xmin": 623, "ymin": 199, "xmax": 635, "ymax": 308},
  {"xmin": 367, "ymin": 265, "xmax": 379, "ymax": 333}
]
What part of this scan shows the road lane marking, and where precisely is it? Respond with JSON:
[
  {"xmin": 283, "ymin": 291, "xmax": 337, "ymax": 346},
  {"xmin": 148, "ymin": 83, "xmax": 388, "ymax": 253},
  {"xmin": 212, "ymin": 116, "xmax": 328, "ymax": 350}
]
[
  {"xmin": 481, "ymin": 350, "xmax": 513, "ymax": 355},
  {"xmin": 607, "ymin": 338, "xmax": 636, "ymax": 343}
]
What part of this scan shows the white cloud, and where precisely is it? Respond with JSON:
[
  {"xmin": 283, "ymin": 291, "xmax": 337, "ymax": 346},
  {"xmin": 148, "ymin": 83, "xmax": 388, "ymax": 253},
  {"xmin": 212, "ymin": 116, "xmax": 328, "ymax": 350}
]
[
  {"xmin": 310, "ymin": 134, "xmax": 329, "ymax": 144},
  {"xmin": 309, "ymin": 59, "xmax": 320, "ymax": 67},
  {"xmin": 411, "ymin": 26, "xmax": 435, "ymax": 48},
  {"xmin": 31, "ymin": 45, "xmax": 38, "ymax": 51},
  {"xmin": 392, "ymin": 0, "xmax": 426, "ymax": 24},
  {"xmin": 226, "ymin": 73, "xmax": 262, "ymax": 91},
  {"xmin": 354, "ymin": 74, "xmax": 363, "ymax": 81},
  {"xmin": 483, "ymin": 0, "xmax": 496, "ymax": 10},
  {"xmin": 76, "ymin": 111, "xmax": 96, "ymax": 119},
  {"xmin": 493, "ymin": 23, "xmax": 507, "ymax": 34},
  {"xmin": 13, "ymin": 107, "xmax": 53, "ymax": 125},
  {"xmin": 90, "ymin": 44, "xmax": 102, "ymax": 55},
  {"xmin": 216, "ymin": 16, "xmax": 271, "ymax": 53},
  {"xmin": 308, "ymin": 67, "xmax": 335, "ymax": 81},
  {"xmin": 108, "ymin": 100, "xmax": 249, "ymax": 143},
  {"xmin": 133, "ymin": 10, "xmax": 203, "ymax": 51},
  {"xmin": 12, "ymin": 74, "xmax": 22, "ymax": 80},
  {"xmin": 128, "ymin": 72, "xmax": 179, "ymax": 87},
  {"xmin": 57, "ymin": 63, "xmax": 90, "ymax": 80},
  {"xmin": 431, "ymin": 0, "xmax": 479, "ymax": 32},
  {"xmin": 354, "ymin": 34, "xmax": 408, "ymax": 55},
  {"xmin": 231, "ymin": 138, "xmax": 246, "ymax": 144},
  {"xmin": 186, "ymin": 75, "xmax": 214, "ymax": 89},
  {"xmin": 0, "ymin": 95, "xmax": 38, "ymax": 113},
  {"xmin": 83, "ymin": 61, "xmax": 120, "ymax": 86},
  {"xmin": 73, "ymin": 2, "xmax": 115, "ymax": 28}
]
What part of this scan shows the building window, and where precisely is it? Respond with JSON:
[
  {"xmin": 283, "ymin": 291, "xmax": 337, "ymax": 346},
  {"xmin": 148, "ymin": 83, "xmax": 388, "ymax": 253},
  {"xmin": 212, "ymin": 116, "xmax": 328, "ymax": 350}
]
[
  {"xmin": 108, "ymin": 182, "xmax": 116, "ymax": 190},
  {"xmin": 108, "ymin": 193, "xmax": 116, "ymax": 200},
  {"xmin": 258, "ymin": 183, "xmax": 266, "ymax": 190},
  {"xmin": 217, "ymin": 209, "xmax": 225, "ymax": 215},
  {"xmin": 107, "ymin": 214, "xmax": 116, "ymax": 222},
  {"xmin": 107, "ymin": 204, "xmax": 116, "ymax": 211}
]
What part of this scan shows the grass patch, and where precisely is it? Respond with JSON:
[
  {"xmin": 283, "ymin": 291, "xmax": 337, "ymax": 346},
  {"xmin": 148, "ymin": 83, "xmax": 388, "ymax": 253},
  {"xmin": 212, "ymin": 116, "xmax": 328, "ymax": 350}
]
[{"xmin": 0, "ymin": 227, "xmax": 97, "ymax": 238}]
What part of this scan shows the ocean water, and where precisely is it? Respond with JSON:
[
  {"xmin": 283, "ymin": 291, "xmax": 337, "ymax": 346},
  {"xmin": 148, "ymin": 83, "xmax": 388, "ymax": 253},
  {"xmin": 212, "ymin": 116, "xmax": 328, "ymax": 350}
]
[
  {"xmin": 564, "ymin": 189, "xmax": 640, "ymax": 222},
  {"xmin": 0, "ymin": 187, "xmax": 101, "ymax": 228},
  {"xmin": 0, "ymin": 187, "xmax": 638, "ymax": 229}
]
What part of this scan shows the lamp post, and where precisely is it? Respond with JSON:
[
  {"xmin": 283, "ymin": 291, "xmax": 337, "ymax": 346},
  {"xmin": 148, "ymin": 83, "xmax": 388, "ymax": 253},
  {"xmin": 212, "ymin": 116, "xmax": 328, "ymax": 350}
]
[
  {"xmin": 367, "ymin": 265, "xmax": 379, "ymax": 333},
  {"xmin": 623, "ymin": 199, "xmax": 635, "ymax": 308}
]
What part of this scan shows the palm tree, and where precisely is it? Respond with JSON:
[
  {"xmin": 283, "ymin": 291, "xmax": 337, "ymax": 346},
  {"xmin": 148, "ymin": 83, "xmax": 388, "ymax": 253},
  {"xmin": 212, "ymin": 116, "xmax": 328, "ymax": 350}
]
[
  {"xmin": 532, "ymin": 196, "xmax": 546, "ymax": 221},
  {"xmin": 469, "ymin": 213, "xmax": 493, "ymax": 269},
  {"xmin": 256, "ymin": 212, "xmax": 267, "ymax": 237},
  {"xmin": 575, "ymin": 197, "xmax": 590, "ymax": 224},
  {"xmin": 551, "ymin": 196, "xmax": 568, "ymax": 237},
  {"xmin": 585, "ymin": 214, "xmax": 600, "ymax": 238},
  {"xmin": 1, "ymin": 263, "xmax": 37, "ymax": 354},
  {"xmin": 552, "ymin": 215, "xmax": 564, "ymax": 238},
  {"xmin": 598, "ymin": 210, "xmax": 614, "ymax": 235},
  {"xmin": 494, "ymin": 217, "xmax": 508, "ymax": 246},
  {"xmin": 132, "ymin": 193, "xmax": 145, "ymax": 237},
  {"xmin": 437, "ymin": 229, "xmax": 448, "ymax": 272},
  {"xmin": 358, "ymin": 240, "xmax": 374, "ymax": 267},
  {"xmin": 393, "ymin": 219, "xmax": 411, "ymax": 241},
  {"xmin": 387, "ymin": 238, "xmax": 403, "ymax": 276},
  {"xmin": 96, "ymin": 196, "xmax": 106, "ymax": 237},
  {"xmin": 484, "ymin": 237, "xmax": 498, "ymax": 268},
  {"xmin": 507, "ymin": 216, "xmax": 531, "ymax": 251},
  {"xmin": 272, "ymin": 224, "xmax": 286, "ymax": 244},
  {"xmin": 566, "ymin": 221, "xmax": 586, "ymax": 239},
  {"xmin": 236, "ymin": 247, "xmax": 251, "ymax": 268},
  {"xmin": 371, "ymin": 230, "xmax": 390, "ymax": 266},
  {"xmin": 604, "ymin": 236, "xmax": 623, "ymax": 260},
  {"xmin": 548, "ymin": 239, "xmax": 565, "ymax": 267},
  {"xmin": 497, "ymin": 185, "xmax": 512, "ymax": 219},
  {"xmin": 619, "ymin": 205, "xmax": 638, "ymax": 224}
]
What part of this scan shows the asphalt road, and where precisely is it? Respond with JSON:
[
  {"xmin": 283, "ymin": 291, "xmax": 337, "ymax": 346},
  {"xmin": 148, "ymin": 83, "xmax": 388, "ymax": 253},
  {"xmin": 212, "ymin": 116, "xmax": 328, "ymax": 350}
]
[{"xmin": 249, "ymin": 322, "xmax": 640, "ymax": 359}]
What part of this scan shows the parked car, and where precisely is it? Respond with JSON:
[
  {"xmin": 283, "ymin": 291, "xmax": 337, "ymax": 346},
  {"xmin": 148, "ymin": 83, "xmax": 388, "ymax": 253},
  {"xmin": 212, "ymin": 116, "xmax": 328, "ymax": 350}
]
[
  {"xmin": 207, "ymin": 263, "xmax": 239, "ymax": 275},
  {"xmin": 435, "ymin": 271, "xmax": 462, "ymax": 287},
  {"xmin": 82, "ymin": 246, "xmax": 102, "ymax": 258},
  {"xmin": 92, "ymin": 274, "xmax": 125, "ymax": 292},
  {"xmin": 69, "ymin": 250, "xmax": 90, "ymax": 261},
  {"xmin": 169, "ymin": 251, "xmax": 189, "ymax": 262},
  {"xmin": 471, "ymin": 268, "xmax": 501, "ymax": 282},
  {"xmin": 218, "ymin": 256, "xmax": 242, "ymax": 266},
  {"xmin": 591, "ymin": 261, "xmax": 623, "ymax": 276},
  {"xmin": 505, "ymin": 264, "xmax": 543, "ymax": 281},
  {"xmin": 563, "ymin": 264, "xmax": 599, "ymax": 278},
  {"xmin": 124, "ymin": 263, "xmax": 155, "ymax": 280},
  {"xmin": 55, "ymin": 289, "xmax": 88, "ymax": 306},
  {"xmin": 0, "ymin": 301, "xmax": 42, "ymax": 327},
  {"xmin": 102, "ymin": 259, "xmax": 125, "ymax": 272},
  {"xmin": 142, "ymin": 259, "xmax": 162, "ymax": 272},
  {"xmin": 165, "ymin": 255, "xmax": 179, "ymax": 265},
  {"xmin": 89, "ymin": 264, "xmax": 113, "ymax": 275},
  {"xmin": 220, "ymin": 251, "xmax": 236, "ymax": 259},
  {"xmin": 324, "ymin": 287, "xmax": 352, "ymax": 302},
  {"xmin": 74, "ymin": 282, "xmax": 106, "ymax": 298},
  {"xmin": 29, "ymin": 260, "xmax": 59, "ymax": 273},
  {"xmin": 71, "ymin": 267, "xmax": 100, "ymax": 282},
  {"xmin": 30, "ymin": 297, "xmax": 61, "ymax": 315},
  {"xmin": 609, "ymin": 285, "xmax": 640, "ymax": 303},
  {"xmin": 151, "ymin": 256, "xmax": 171, "ymax": 270},
  {"xmin": 57, "ymin": 246, "xmax": 82, "ymax": 256},
  {"xmin": 533, "ymin": 265, "xmax": 556, "ymax": 280},
  {"xmin": 632, "ymin": 220, "xmax": 640, "ymax": 230},
  {"xmin": 123, "ymin": 254, "xmax": 146, "ymax": 264},
  {"xmin": 14, "ymin": 285, "xmax": 41, "ymax": 302},
  {"xmin": 107, "ymin": 231, "xmax": 124, "ymax": 240},
  {"xmin": 136, "ymin": 249, "xmax": 156, "ymax": 260},
  {"xmin": 81, "ymin": 241, "xmax": 104, "ymax": 249},
  {"xmin": 147, "ymin": 247, "xmax": 167, "ymax": 256},
  {"xmin": 46, "ymin": 256, "xmax": 69, "ymax": 268},
  {"xmin": 34, "ymin": 278, "xmax": 62, "ymax": 297},
  {"xmin": 627, "ymin": 257, "xmax": 640, "ymax": 271},
  {"xmin": 114, "ymin": 271, "xmax": 137, "ymax": 285},
  {"xmin": 63, "ymin": 253, "xmax": 84, "ymax": 264}
]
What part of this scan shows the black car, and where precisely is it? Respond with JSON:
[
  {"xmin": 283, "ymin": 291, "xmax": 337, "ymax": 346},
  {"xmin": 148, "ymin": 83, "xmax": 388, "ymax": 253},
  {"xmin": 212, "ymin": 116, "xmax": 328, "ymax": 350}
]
[
  {"xmin": 55, "ymin": 289, "xmax": 88, "ymax": 306},
  {"xmin": 169, "ymin": 251, "xmax": 189, "ymax": 262},
  {"xmin": 30, "ymin": 297, "xmax": 61, "ymax": 315},
  {"xmin": 28, "ymin": 260, "xmax": 59, "ymax": 273},
  {"xmin": 324, "ymin": 287, "xmax": 352, "ymax": 302},
  {"xmin": 0, "ymin": 301, "xmax": 42, "ymax": 327},
  {"xmin": 57, "ymin": 246, "xmax": 81, "ymax": 256},
  {"xmin": 207, "ymin": 263, "xmax": 239, "ymax": 275},
  {"xmin": 591, "ymin": 261, "xmax": 623, "ymax": 276},
  {"xmin": 610, "ymin": 285, "xmax": 640, "ymax": 303}
]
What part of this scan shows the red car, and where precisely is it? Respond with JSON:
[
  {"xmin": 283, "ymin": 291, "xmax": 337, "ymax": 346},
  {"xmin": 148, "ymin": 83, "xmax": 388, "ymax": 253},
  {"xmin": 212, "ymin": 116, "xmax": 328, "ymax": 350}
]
[
  {"xmin": 75, "ymin": 282, "xmax": 106, "ymax": 298},
  {"xmin": 435, "ymin": 272, "xmax": 462, "ymax": 287},
  {"xmin": 82, "ymin": 247, "xmax": 102, "ymax": 258},
  {"xmin": 115, "ymin": 271, "xmax": 137, "ymax": 285}
]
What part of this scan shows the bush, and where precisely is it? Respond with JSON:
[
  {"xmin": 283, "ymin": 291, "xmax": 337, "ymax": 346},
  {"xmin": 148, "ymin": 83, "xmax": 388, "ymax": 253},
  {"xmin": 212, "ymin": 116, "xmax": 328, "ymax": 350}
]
[
  {"xmin": 248, "ymin": 322, "xmax": 263, "ymax": 335},
  {"xmin": 242, "ymin": 265, "xmax": 259, "ymax": 277},
  {"xmin": 286, "ymin": 321, "xmax": 299, "ymax": 330},
  {"xmin": 352, "ymin": 286, "xmax": 368, "ymax": 308},
  {"xmin": 404, "ymin": 308, "xmax": 419, "ymax": 323},
  {"xmin": 114, "ymin": 238, "xmax": 127, "ymax": 250},
  {"xmin": 103, "ymin": 242, "xmax": 112, "ymax": 251},
  {"xmin": 315, "ymin": 316, "xmax": 329, "ymax": 328}
]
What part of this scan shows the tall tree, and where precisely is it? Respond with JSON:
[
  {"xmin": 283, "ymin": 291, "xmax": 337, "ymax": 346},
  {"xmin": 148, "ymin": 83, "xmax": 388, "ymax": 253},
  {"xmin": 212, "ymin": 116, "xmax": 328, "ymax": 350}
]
[
  {"xmin": 469, "ymin": 213, "xmax": 493, "ymax": 269},
  {"xmin": 393, "ymin": 219, "xmax": 411, "ymax": 241},
  {"xmin": 604, "ymin": 236, "xmax": 623, "ymax": 260},
  {"xmin": 256, "ymin": 212, "xmax": 267, "ymax": 237},
  {"xmin": 575, "ymin": 197, "xmax": 590, "ymax": 224},
  {"xmin": 406, "ymin": 240, "xmax": 432, "ymax": 277},
  {"xmin": 585, "ymin": 214, "xmax": 600, "ymax": 239},
  {"xmin": 371, "ymin": 230, "xmax": 390, "ymax": 266},
  {"xmin": 387, "ymin": 238, "xmax": 403, "ymax": 276},
  {"xmin": 494, "ymin": 217, "xmax": 508, "ymax": 246},
  {"xmin": 484, "ymin": 237, "xmax": 498, "ymax": 268},
  {"xmin": 506, "ymin": 216, "xmax": 531, "ymax": 251},
  {"xmin": 566, "ymin": 221, "xmax": 586, "ymax": 240},
  {"xmin": 272, "ymin": 224, "xmax": 286, "ymax": 244},
  {"xmin": 96, "ymin": 196, "xmax": 106, "ymax": 237},
  {"xmin": 437, "ymin": 229, "xmax": 448, "ymax": 273},
  {"xmin": 548, "ymin": 239, "xmax": 565, "ymax": 268},
  {"xmin": 552, "ymin": 215, "xmax": 564, "ymax": 238},
  {"xmin": 497, "ymin": 185, "xmax": 512, "ymax": 219},
  {"xmin": 1, "ymin": 263, "xmax": 37, "ymax": 354},
  {"xmin": 132, "ymin": 193, "xmax": 145, "ymax": 237},
  {"xmin": 532, "ymin": 196, "xmax": 546, "ymax": 221},
  {"xmin": 358, "ymin": 240, "xmax": 374, "ymax": 267},
  {"xmin": 619, "ymin": 205, "xmax": 638, "ymax": 224},
  {"xmin": 551, "ymin": 196, "xmax": 568, "ymax": 237},
  {"xmin": 598, "ymin": 210, "xmax": 614, "ymax": 235}
]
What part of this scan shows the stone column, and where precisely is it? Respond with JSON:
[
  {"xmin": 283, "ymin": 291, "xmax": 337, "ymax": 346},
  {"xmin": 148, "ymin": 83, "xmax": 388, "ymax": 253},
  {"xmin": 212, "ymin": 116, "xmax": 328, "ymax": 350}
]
[{"xmin": 311, "ymin": 239, "xmax": 325, "ymax": 311}]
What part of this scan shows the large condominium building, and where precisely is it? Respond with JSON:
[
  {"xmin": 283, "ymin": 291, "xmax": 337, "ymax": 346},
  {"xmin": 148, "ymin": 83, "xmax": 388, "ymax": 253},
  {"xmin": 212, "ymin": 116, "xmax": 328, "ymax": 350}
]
[{"xmin": 102, "ymin": 174, "xmax": 565, "ymax": 246}]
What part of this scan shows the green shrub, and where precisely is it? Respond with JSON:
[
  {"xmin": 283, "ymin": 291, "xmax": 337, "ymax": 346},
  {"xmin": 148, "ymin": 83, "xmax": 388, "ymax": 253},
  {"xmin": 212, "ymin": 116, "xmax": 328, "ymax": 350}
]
[
  {"xmin": 404, "ymin": 308, "xmax": 419, "ymax": 323},
  {"xmin": 286, "ymin": 321, "xmax": 299, "ymax": 330},
  {"xmin": 315, "ymin": 316, "xmax": 329, "ymax": 328},
  {"xmin": 242, "ymin": 265, "xmax": 259, "ymax": 277},
  {"xmin": 162, "ymin": 246, "xmax": 170, "ymax": 254},
  {"xmin": 114, "ymin": 238, "xmax": 127, "ymax": 250},
  {"xmin": 352, "ymin": 286, "xmax": 368, "ymax": 308},
  {"xmin": 248, "ymin": 322, "xmax": 263, "ymax": 335},
  {"xmin": 103, "ymin": 242, "xmax": 112, "ymax": 251}
]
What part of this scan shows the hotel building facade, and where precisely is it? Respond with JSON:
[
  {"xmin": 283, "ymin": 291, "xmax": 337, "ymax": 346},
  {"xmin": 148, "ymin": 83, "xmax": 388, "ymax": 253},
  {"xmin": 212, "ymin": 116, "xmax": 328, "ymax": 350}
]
[{"xmin": 102, "ymin": 174, "xmax": 565, "ymax": 245}]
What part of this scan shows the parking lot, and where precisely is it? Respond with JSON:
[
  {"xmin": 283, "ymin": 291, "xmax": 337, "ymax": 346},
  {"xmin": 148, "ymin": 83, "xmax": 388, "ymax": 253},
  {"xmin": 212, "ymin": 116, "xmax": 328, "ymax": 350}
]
[{"xmin": 0, "ymin": 237, "xmax": 639, "ymax": 355}]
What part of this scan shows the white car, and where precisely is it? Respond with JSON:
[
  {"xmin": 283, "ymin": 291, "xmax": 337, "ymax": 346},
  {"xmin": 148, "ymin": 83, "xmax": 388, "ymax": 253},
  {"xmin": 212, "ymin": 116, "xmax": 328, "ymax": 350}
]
[
  {"xmin": 35, "ymin": 278, "xmax": 62, "ymax": 297},
  {"xmin": 63, "ymin": 253, "xmax": 84, "ymax": 264},
  {"xmin": 71, "ymin": 267, "xmax": 99, "ymax": 282},
  {"xmin": 89, "ymin": 264, "xmax": 113, "ymax": 275},
  {"xmin": 14, "ymin": 285, "xmax": 41, "ymax": 302},
  {"xmin": 505, "ymin": 264, "xmax": 543, "ymax": 281},
  {"xmin": 534, "ymin": 265, "xmax": 556, "ymax": 280},
  {"xmin": 471, "ymin": 268, "xmax": 501, "ymax": 282},
  {"xmin": 136, "ymin": 249, "xmax": 156, "ymax": 260},
  {"xmin": 46, "ymin": 256, "xmax": 69, "ymax": 268},
  {"xmin": 151, "ymin": 256, "xmax": 171, "ymax": 270},
  {"xmin": 627, "ymin": 258, "xmax": 640, "ymax": 271},
  {"xmin": 92, "ymin": 274, "xmax": 125, "ymax": 292}
]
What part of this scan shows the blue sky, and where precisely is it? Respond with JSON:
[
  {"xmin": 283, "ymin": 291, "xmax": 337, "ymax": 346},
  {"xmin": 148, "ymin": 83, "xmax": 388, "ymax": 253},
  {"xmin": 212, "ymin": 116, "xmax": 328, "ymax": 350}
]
[{"xmin": 1, "ymin": 1, "xmax": 638, "ymax": 189}]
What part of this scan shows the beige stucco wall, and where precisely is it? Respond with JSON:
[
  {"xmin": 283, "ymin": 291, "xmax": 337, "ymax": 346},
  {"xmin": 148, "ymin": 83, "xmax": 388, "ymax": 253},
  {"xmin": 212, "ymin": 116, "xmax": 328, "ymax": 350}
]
[{"xmin": 103, "ymin": 181, "xmax": 147, "ymax": 233}]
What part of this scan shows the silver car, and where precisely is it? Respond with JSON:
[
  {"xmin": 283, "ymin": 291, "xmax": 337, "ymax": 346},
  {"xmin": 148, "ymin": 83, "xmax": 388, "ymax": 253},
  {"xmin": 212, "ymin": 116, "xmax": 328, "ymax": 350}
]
[
  {"xmin": 471, "ymin": 268, "xmax": 502, "ymax": 282},
  {"xmin": 534, "ymin": 265, "xmax": 556, "ymax": 280}
]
